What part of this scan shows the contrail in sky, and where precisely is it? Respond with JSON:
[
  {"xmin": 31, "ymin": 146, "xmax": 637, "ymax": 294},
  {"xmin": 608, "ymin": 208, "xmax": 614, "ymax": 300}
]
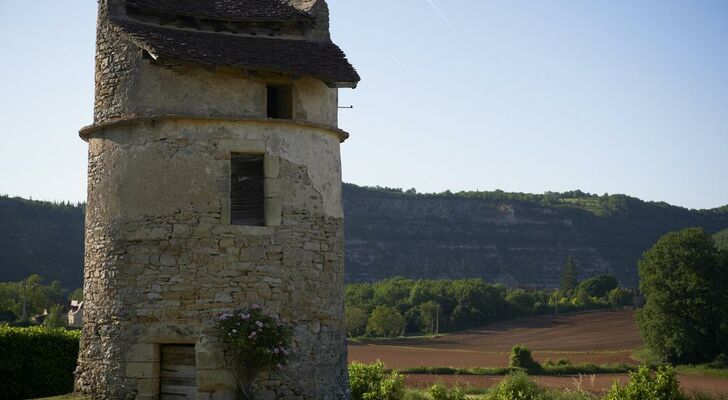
[
  {"xmin": 425, "ymin": 0, "xmax": 455, "ymax": 30},
  {"xmin": 388, "ymin": 52, "xmax": 406, "ymax": 68}
]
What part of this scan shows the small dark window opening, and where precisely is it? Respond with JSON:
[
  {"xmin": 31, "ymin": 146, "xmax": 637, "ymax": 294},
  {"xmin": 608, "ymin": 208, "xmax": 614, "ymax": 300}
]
[
  {"xmin": 267, "ymin": 85, "xmax": 293, "ymax": 119},
  {"xmin": 231, "ymin": 154, "xmax": 265, "ymax": 226}
]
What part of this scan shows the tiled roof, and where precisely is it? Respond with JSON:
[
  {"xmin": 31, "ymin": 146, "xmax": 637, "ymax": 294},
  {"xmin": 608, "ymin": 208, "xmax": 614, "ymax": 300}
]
[
  {"xmin": 125, "ymin": 0, "xmax": 311, "ymax": 21},
  {"xmin": 113, "ymin": 19, "xmax": 360, "ymax": 87}
]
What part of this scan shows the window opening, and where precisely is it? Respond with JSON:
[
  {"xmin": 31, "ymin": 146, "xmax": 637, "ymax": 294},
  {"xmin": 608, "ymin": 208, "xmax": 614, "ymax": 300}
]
[
  {"xmin": 230, "ymin": 154, "xmax": 265, "ymax": 226},
  {"xmin": 267, "ymin": 85, "xmax": 293, "ymax": 119}
]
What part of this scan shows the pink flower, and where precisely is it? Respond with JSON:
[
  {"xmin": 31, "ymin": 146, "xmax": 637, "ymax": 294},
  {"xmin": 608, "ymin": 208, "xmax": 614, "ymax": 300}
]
[
  {"xmin": 273, "ymin": 348, "xmax": 279, "ymax": 354},
  {"xmin": 248, "ymin": 331, "xmax": 257, "ymax": 339},
  {"xmin": 256, "ymin": 321, "xmax": 264, "ymax": 328}
]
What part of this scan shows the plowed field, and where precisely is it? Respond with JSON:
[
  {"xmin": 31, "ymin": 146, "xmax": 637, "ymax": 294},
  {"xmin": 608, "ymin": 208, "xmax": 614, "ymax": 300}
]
[
  {"xmin": 347, "ymin": 309, "xmax": 728, "ymax": 394},
  {"xmin": 348, "ymin": 310, "xmax": 643, "ymax": 368}
]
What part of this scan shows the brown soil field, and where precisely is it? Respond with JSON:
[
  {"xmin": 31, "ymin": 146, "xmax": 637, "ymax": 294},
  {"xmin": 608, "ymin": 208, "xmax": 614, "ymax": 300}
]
[
  {"xmin": 347, "ymin": 309, "xmax": 728, "ymax": 393},
  {"xmin": 403, "ymin": 374, "xmax": 728, "ymax": 395},
  {"xmin": 348, "ymin": 310, "xmax": 643, "ymax": 369}
]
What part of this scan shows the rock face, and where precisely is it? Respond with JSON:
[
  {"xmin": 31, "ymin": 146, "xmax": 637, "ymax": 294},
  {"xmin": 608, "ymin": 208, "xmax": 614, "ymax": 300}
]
[
  {"xmin": 77, "ymin": 1, "xmax": 356, "ymax": 399},
  {"xmin": 343, "ymin": 185, "xmax": 728, "ymax": 288}
]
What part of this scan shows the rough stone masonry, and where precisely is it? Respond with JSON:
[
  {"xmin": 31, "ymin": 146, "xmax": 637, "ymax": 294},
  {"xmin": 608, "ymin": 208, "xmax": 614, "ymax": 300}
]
[{"xmin": 75, "ymin": 1, "xmax": 359, "ymax": 399}]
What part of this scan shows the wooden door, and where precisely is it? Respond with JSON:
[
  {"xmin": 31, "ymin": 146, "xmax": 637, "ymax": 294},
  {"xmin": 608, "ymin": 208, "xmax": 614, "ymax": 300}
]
[{"xmin": 160, "ymin": 345, "xmax": 197, "ymax": 399}]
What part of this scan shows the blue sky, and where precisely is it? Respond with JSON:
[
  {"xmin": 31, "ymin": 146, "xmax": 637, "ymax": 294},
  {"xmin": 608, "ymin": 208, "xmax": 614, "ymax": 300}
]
[{"xmin": 1, "ymin": 1, "xmax": 727, "ymax": 209}]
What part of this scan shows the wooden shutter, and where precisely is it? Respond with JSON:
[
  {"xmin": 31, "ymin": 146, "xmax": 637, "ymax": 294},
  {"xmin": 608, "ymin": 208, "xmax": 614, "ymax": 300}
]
[
  {"xmin": 231, "ymin": 154, "xmax": 265, "ymax": 226},
  {"xmin": 160, "ymin": 345, "xmax": 196, "ymax": 399}
]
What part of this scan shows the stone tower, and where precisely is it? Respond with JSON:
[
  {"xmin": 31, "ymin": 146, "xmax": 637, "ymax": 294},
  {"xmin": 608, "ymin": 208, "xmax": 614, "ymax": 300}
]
[{"xmin": 76, "ymin": 0, "xmax": 359, "ymax": 399}]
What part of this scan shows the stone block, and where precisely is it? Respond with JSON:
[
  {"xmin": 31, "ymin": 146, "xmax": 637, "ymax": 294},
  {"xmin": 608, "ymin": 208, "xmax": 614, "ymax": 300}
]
[
  {"xmin": 264, "ymin": 155, "xmax": 280, "ymax": 178},
  {"xmin": 197, "ymin": 350, "xmax": 226, "ymax": 370},
  {"xmin": 265, "ymin": 198, "xmax": 282, "ymax": 227},
  {"xmin": 125, "ymin": 362, "xmax": 158, "ymax": 379},
  {"xmin": 125, "ymin": 343, "xmax": 159, "ymax": 362},
  {"xmin": 217, "ymin": 138, "xmax": 266, "ymax": 153},
  {"xmin": 172, "ymin": 224, "xmax": 190, "ymax": 238},
  {"xmin": 137, "ymin": 378, "xmax": 160, "ymax": 395},
  {"xmin": 198, "ymin": 369, "xmax": 237, "ymax": 391}
]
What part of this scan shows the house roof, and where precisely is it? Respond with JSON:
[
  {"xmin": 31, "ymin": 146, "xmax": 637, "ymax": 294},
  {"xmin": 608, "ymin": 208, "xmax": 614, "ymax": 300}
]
[
  {"xmin": 125, "ymin": 0, "xmax": 311, "ymax": 21},
  {"xmin": 112, "ymin": 18, "xmax": 360, "ymax": 87},
  {"xmin": 112, "ymin": 0, "xmax": 359, "ymax": 87}
]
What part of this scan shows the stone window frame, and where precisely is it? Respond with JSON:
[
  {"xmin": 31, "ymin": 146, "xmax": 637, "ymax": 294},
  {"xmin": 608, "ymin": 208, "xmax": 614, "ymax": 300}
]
[{"xmin": 219, "ymin": 139, "xmax": 281, "ymax": 235}]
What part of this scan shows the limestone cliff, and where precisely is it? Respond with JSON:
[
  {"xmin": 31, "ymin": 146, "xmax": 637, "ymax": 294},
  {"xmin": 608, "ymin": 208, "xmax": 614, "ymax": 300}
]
[{"xmin": 343, "ymin": 184, "xmax": 728, "ymax": 287}]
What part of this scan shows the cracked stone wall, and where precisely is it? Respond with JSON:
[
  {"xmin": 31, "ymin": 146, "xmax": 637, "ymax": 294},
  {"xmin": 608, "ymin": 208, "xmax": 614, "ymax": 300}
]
[
  {"xmin": 77, "ymin": 120, "xmax": 348, "ymax": 400},
  {"xmin": 79, "ymin": 2, "xmax": 349, "ymax": 398}
]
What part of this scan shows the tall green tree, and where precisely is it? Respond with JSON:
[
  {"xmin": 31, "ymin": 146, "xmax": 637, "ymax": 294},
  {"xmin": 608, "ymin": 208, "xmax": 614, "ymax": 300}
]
[
  {"xmin": 345, "ymin": 307, "xmax": 369, "ymax": 338},
  {"xmin": 418, "ymin": 301, "xmax": 440, "ymax": 334},
  {"xmin": 637, "ymin": 228, "xmax": 728, "ymax": 363},
  {"xmin": 560, "ymin": 256, "xmax": 578, "ymax": 292},
  {"xmin": 366, "ymin": 306, "xmax": 406, "ymax": 337}
]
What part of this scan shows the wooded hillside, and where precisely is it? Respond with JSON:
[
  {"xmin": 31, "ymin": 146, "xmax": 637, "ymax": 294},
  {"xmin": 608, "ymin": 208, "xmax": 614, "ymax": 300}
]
[{"xmin": 1, "ymin": 187, "xmax": 726, "ymax": 289}]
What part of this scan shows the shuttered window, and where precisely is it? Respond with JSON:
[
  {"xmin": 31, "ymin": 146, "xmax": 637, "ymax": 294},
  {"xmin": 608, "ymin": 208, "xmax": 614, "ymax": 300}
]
[{"xmin": 231, "ymin": 154, "xmax": 265, "ymax": 226}]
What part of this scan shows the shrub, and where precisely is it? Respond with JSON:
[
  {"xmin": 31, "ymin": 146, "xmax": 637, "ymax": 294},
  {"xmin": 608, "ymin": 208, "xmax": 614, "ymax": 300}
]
[
  {"xmin": 349, "ymin": 361, "xmax": 405, "ymax": 400},
  {"xmin": 608, "ymin": 288, "xmax": 633, "ymax": 307},
  {"xmin": 219, "ymin": 306, "xmax": 293, "ymax": 400},
  {"xmin": 510, "ymin": 345, "xmax": 542, "ymax": 373},
  {"xmin": 545, "ymin": 359, "xmax": 571, "ymax": 367},
  {"xmin": 0, "ymin": 325, "xmax": 80, "ymax": 399},
  {"xmin": 404, "ymin": 391, "xmax": 429, "ymax": 400},
  {"xmin": 710, "ymin": 354, "xmax": 728, "ymax": 369},
  {"xmin": 604, "ymin": 365, "xmax": 685, "ymax": 400},
  {"xmin": 485, "ymin": 371, "xmax": 543, "ymax": 400},
  {"xmin": 428, "ymin": 384, "xmax": 466, "ymax": 400}
]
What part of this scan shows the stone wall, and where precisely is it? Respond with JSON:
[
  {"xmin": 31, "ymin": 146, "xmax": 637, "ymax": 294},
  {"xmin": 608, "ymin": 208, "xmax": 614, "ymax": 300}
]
[
  {"xmin": 94, "ymin": 0, "xmax": 339, "ymax": 127},
  {"xmin": 77, "ymin": 120, "xmax": 348, "ymax": 399},
  {"xmin": 82, "ymin": 2, "xmax": 350, "ymax": 397}
]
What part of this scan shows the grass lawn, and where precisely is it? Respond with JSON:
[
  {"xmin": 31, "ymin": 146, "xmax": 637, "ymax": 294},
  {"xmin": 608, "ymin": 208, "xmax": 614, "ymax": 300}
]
[{"xmin": 34, "ymin": 395, "xmax": 88, "ymax": 400}]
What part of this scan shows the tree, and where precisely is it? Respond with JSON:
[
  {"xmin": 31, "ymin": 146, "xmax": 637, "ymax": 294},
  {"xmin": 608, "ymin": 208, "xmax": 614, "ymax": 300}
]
[
  {"xmin": 608, "ymin": 288, "xmax": 633, "ymax": 307},
  {"xmin": 43, "ymin": 304, "xmax": 66, "ymax": 328},
  {"xmin": 714, "ymin": 229, "xmax": 728, "ymax": 252},
  {"xmin": 68, "ymin": 288, "xmax": 84, "ymax": 302},
  {"xmin": 418, "ymin": 301, "xmax": 440, "ymax": 334},
  {"xmin": 366, "ymin": 306, "xmax": 406, "ymax": 337},
  {"xmin": 506, "ymin": 290, "xmax": 536, "ymax": 316},
  {"xmin": 560, "ymin": 256, "xmax": 578, "ymax": 292},
  {"xmin": 372, "ymin": 278, "xmax": 412, "ymax": 309},
  {"xmin": 578, "ymin": 274, "xmax": 619, "ymax": 298},
  {"xmin": 345, "ymin": 307, "xmax": 369, "ymax": 338},
  {"xmin": 637, "ymin": 228, "xmax": 728, "ymax": 363}
]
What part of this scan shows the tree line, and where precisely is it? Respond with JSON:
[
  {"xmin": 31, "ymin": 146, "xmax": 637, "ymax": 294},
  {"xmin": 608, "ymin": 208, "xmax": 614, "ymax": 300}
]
[{"xmin": 345, "ymin": 261, "xmax": 634, "ymax": 338}]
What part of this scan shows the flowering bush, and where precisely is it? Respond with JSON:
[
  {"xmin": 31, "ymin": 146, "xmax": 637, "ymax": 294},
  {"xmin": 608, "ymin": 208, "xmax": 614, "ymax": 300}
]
[{"xmin": 219, "ymin": 305, "xmax": 293, "ymax": 399}]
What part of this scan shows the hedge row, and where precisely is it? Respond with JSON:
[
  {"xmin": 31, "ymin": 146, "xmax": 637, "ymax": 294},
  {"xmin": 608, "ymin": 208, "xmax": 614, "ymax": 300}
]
[{"xmin": 0, "ymin": 325, "xmax": 80, "ymax": 399}]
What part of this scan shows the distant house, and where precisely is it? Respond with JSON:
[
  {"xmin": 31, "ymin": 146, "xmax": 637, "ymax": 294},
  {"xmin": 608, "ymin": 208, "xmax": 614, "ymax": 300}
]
[{"xmin": 68, "ymin": 300, "xmax": 83, "ymax": 327}]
